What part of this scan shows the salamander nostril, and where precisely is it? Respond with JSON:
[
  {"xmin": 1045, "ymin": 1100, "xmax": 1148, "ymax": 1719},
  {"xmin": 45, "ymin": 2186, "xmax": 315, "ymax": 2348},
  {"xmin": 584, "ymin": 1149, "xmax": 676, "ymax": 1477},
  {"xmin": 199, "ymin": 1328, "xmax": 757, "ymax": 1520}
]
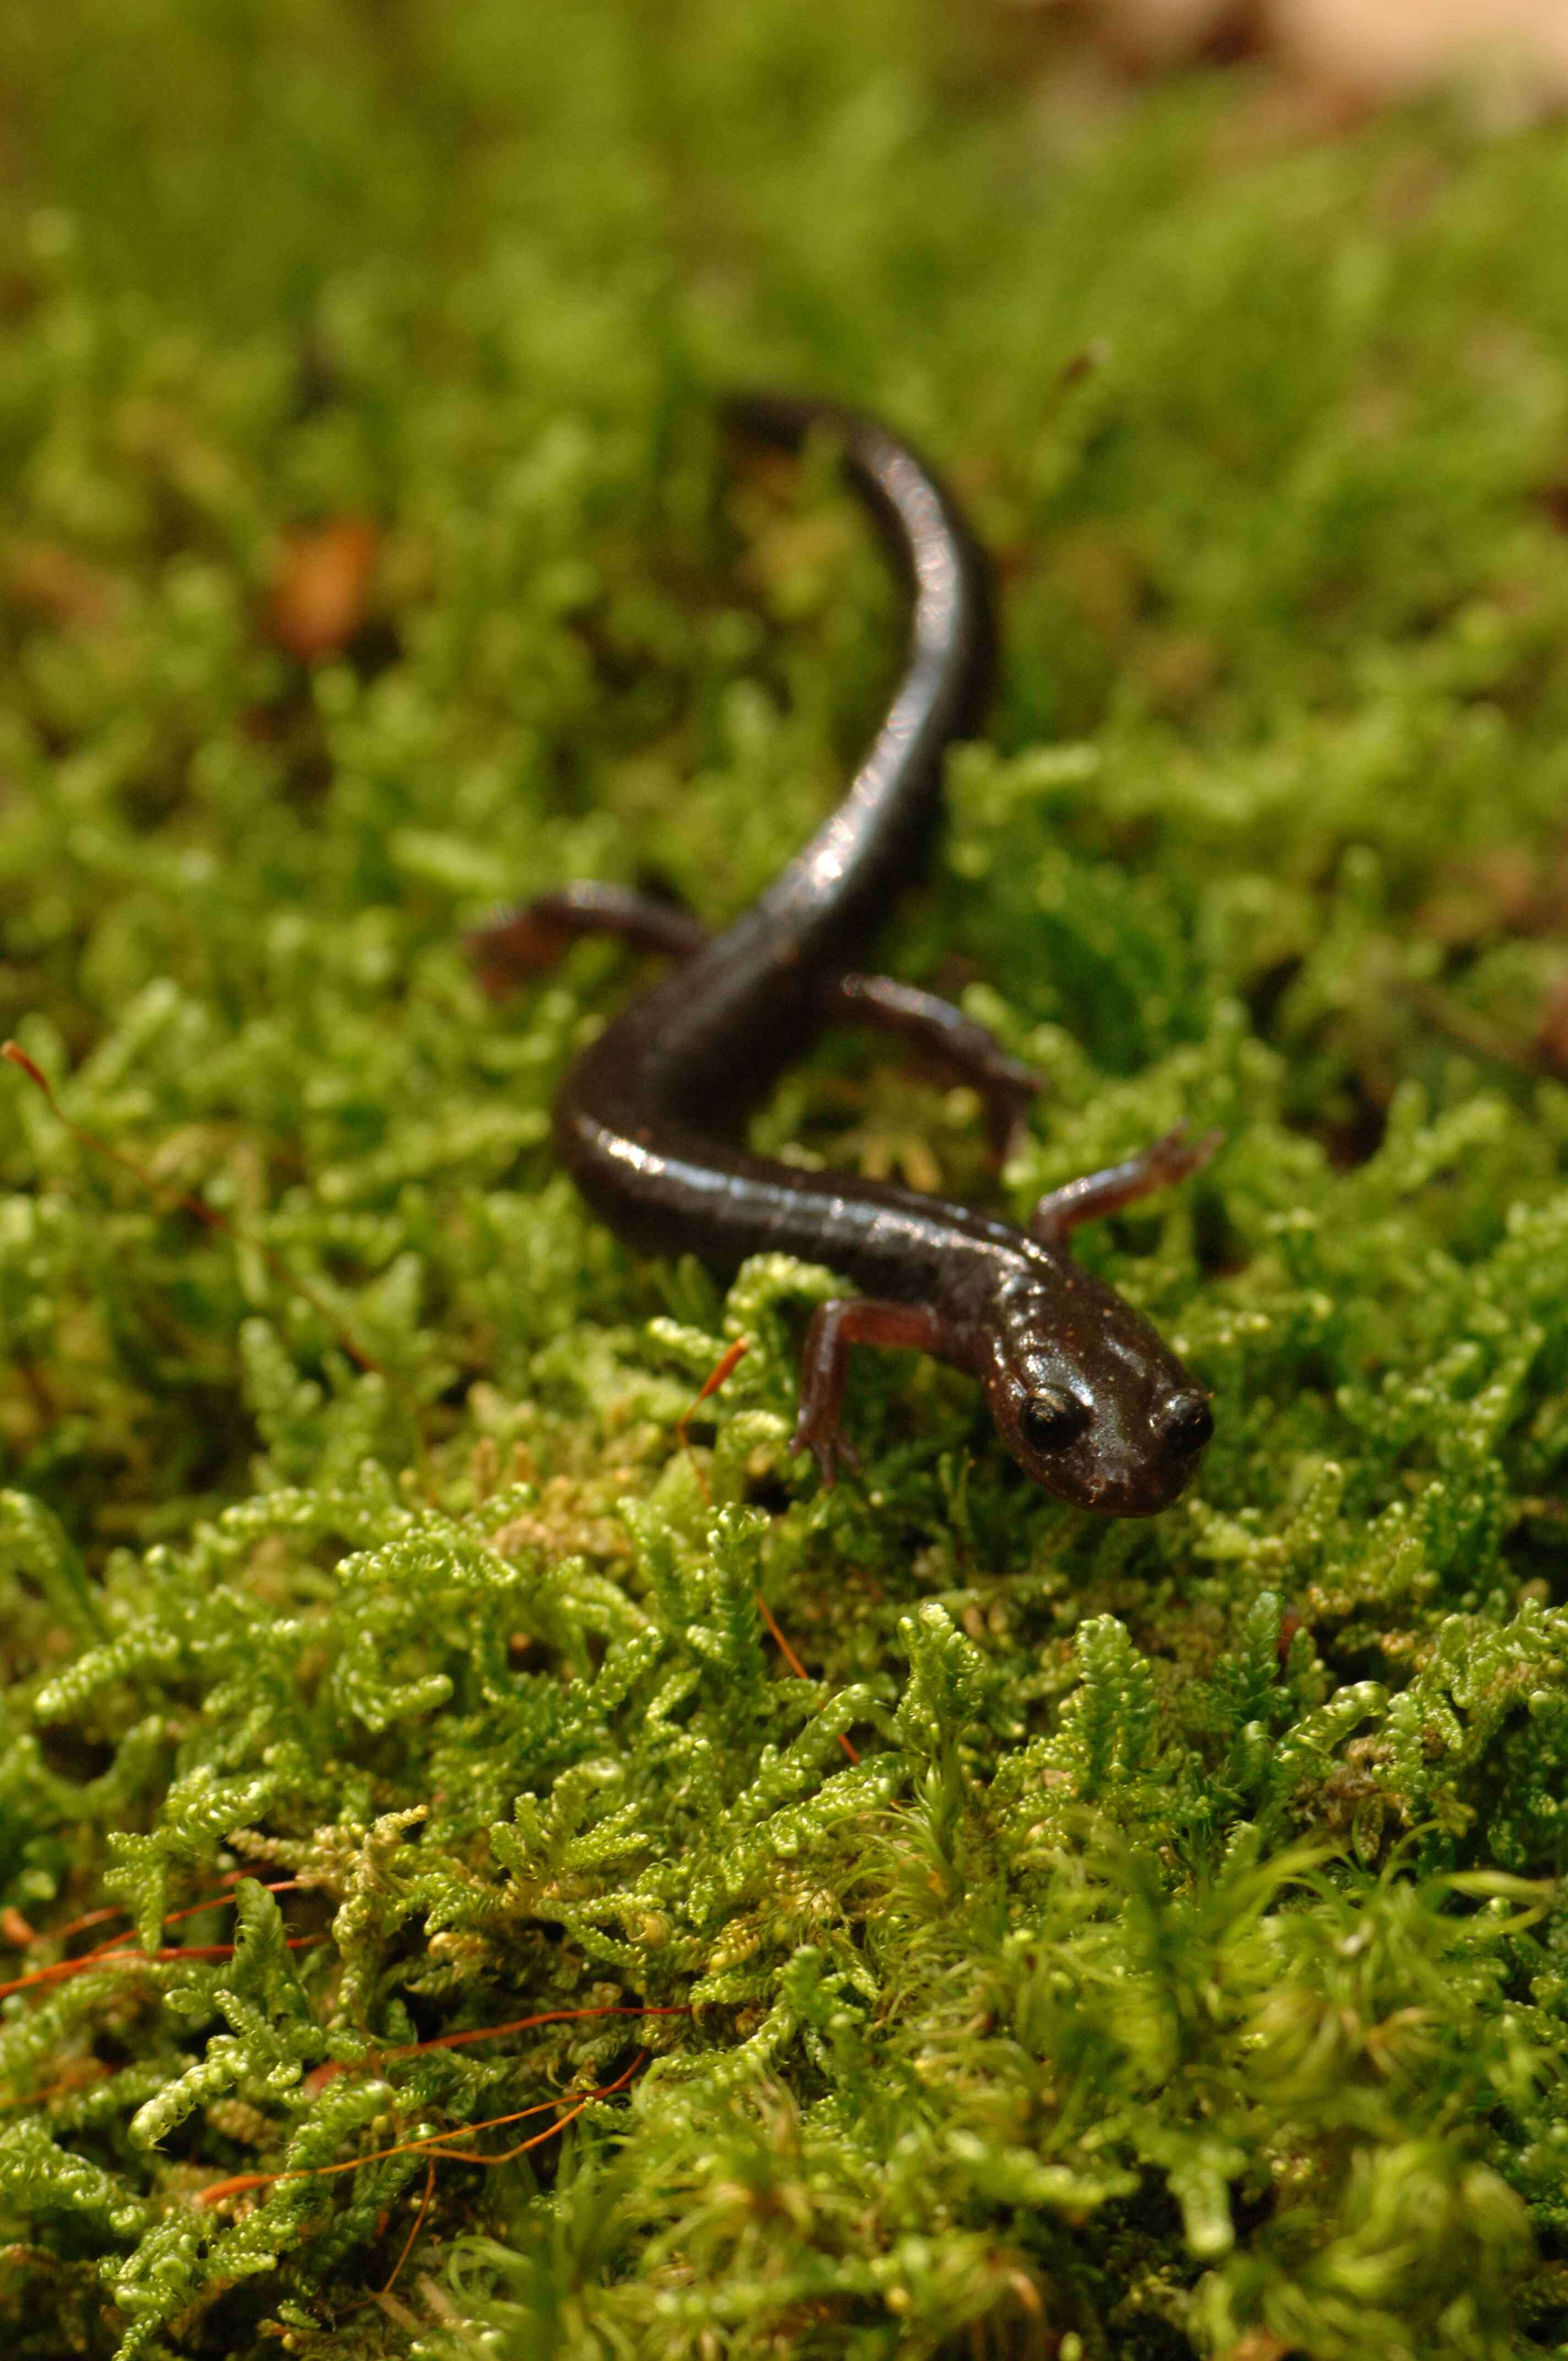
[{"xmin": 1155, "ymin": 1391, "xmax": 1213, "ymax": 1454}]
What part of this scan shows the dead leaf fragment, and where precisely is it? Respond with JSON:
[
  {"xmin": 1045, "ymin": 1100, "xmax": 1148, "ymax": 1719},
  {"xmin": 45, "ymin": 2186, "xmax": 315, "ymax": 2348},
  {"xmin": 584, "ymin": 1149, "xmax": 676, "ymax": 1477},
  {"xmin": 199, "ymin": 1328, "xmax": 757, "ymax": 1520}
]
[{"xmin": 270, "ymin": 518, "xmax": 378, "ymax": 662}]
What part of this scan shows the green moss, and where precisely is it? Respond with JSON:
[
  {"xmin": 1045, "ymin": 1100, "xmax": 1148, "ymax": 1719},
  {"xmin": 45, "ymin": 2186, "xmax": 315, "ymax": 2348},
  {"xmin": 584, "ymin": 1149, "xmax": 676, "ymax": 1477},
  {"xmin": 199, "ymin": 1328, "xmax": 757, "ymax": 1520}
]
[{"xmin": 3, "ymin": 4, "xmax": 1568, "ymax": 2353}]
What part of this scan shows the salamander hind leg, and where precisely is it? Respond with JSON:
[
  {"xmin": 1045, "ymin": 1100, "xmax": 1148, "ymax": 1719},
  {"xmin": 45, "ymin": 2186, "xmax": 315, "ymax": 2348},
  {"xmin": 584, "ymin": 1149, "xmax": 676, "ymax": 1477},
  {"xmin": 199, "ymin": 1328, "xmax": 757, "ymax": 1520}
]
[
  {"xmin": 466, "ymin": 883, "xmax": 709, "ymax": 997},
  {"xmin": 791, "ymin": 1297, "xmax": 951, "ymax": 1486},
  {"xmin": 1030, "ymin": 1123, "xmax": 1222, "ymax": 1245},
  {"xmin": 821, "ymin": 972, "xmax": 1042, "ymax": 1165}
]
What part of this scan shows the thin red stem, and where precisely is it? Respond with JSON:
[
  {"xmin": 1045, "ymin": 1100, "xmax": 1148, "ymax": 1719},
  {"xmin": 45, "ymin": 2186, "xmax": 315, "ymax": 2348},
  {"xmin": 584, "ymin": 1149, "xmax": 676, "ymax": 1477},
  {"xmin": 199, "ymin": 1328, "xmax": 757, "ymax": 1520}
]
[
  {"xmin": 0, "ymin": 1935, "xmax": 323, "ymax": 2003},
  {"xmin": 382, "ymin": 2003, "xmax": 690, "ymax": 2061},
  {"xmin": 676, "ymin": 1335, "xmax": 751, "ymax": 1454},
  {"xmin": 381, "ymin": 2158, "xmax": 437, "ymax": 2296},
  {"xmin": 195, "ymin": 2057, "xmax": 645, "ymax": 2208},
  {"xmin": 754, "ymin": 1590, "xmax": 859, "ymax": 1764},
  {"xmin": 676, "ymin": 1333, "xmax": 752, "ymax": 1502}
]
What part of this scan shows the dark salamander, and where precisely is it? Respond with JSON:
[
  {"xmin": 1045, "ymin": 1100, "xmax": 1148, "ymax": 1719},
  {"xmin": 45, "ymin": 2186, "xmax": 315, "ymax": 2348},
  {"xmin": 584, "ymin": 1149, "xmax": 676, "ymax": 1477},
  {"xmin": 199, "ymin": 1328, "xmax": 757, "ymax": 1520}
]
[{"xmin": 471, "ymin": 393, "xmax": 1218, "ymax": 1514}]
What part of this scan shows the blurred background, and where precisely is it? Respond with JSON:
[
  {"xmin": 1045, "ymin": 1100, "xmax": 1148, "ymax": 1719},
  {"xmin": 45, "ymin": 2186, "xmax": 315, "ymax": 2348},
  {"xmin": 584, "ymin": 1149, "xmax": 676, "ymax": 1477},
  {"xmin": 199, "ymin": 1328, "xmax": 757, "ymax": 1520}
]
[
  {"xmin": 8, "ymin": 0, "xmax": 1568, "ymax": 330},
  {"xmin": 9, "ymin": 0, "xmax": 1568, "ymax": 1508}
]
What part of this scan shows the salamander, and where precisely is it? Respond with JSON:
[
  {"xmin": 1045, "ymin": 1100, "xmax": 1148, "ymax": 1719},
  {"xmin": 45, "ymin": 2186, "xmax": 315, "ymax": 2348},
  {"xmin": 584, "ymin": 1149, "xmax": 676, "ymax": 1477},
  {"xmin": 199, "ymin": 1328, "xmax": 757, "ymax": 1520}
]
[{"xmin": 470, "ymin": 391, "xmax": 1218, "ymax": 1515}]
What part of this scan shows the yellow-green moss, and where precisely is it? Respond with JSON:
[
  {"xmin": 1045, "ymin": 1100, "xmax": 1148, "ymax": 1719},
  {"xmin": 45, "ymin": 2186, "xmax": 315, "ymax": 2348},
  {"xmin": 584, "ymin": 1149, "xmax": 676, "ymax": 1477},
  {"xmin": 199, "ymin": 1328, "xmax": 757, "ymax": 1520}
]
[{"xmin": 3, "ymin": 5, "xmax": 1568, "ymax": 2354}]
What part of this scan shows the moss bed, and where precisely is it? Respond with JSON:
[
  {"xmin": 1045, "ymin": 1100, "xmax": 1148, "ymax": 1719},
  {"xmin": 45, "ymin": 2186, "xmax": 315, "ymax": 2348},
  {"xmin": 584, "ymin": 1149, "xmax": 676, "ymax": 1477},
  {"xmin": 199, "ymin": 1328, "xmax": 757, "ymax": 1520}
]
[{"xmin": 5, "ymin": 5, "xmax": 1568, "ymax": 2355}]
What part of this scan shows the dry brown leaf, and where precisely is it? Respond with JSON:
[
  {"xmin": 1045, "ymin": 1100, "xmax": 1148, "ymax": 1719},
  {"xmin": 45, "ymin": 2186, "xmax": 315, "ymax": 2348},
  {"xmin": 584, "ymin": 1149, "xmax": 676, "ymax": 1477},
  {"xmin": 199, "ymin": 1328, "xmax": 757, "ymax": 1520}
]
[{"xmin": 269, "ymin": 517, "xmax": 378, "ymax": 662}]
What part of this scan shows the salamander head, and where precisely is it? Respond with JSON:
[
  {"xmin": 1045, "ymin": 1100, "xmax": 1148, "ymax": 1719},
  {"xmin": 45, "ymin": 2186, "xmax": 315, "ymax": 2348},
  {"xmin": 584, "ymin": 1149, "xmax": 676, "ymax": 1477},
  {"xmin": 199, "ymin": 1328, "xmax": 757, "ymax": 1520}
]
[{"xmin": 978, "ymin": 1263, "xmax": 1212, "ymax": 1515}]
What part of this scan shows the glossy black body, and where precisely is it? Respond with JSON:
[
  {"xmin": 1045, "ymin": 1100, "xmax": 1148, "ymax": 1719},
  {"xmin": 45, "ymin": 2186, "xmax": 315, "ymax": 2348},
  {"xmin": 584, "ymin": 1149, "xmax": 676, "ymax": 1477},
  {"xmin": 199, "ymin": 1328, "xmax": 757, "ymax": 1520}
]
[{"xmin": 549, "ymin": 393, "xmax": 1213, "ymax": 1514}]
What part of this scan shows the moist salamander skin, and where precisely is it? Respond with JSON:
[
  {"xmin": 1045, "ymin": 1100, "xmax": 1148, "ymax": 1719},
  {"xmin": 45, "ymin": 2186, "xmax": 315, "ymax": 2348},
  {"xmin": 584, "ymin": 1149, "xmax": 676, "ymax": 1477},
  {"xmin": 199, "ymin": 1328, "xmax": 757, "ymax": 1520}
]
[{"xmin": 470, "ymin": 392, "xmax": 1218, "ymax": 1515}]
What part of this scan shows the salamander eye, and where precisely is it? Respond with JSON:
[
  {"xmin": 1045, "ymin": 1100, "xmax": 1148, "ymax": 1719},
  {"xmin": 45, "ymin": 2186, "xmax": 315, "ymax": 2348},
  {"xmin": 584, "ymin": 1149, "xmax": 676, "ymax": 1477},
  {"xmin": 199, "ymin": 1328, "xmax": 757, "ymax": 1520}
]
[
  {"xmin": 1019, "ymin": 1390, "xmax": 1088, "ymax": 1453},
  {"xmin": 1155, "ymin": 1391, "xmax": 1213, "ymax": 1455}
]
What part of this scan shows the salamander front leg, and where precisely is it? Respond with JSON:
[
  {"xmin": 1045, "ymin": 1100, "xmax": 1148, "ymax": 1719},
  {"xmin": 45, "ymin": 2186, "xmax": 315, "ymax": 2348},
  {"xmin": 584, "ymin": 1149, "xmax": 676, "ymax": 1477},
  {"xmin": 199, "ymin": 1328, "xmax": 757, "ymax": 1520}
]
[
  {"xmin": 1030, "ymin": 1123, "xmax": 1222, "ymax": 1245},
  {"xmin": 820, "ymin": 973, "xmax": 1042, "ymax": 1164},
  {"xmin": 466, "ymin": 884, "xmax": 709, "ymax": 995},
  {"xmin": 792, "ymin": 1297, "xmax": 951, "ymax": 1487}
]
